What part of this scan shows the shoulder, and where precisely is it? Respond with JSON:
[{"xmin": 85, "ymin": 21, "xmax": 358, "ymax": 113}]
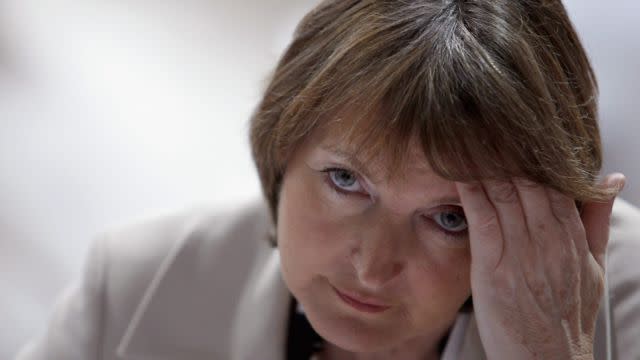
[
  {"xmin": 99, "ymin": 198, "xmax": 272, "ymax": 279},
  {"xmin": 610, "ymin": 197, "xmax": 640, "ymax": 239},
  {"xmin": 608, "ymin": 197, "xmax": 640, "ymax": 280},
  {"xmin": 609, "ymin": 197, "xmax": 640, "ymax": 274},
  {"xmin": 15, "ymin": 198, "xmax": 274, "ymax": 360},
  {"xmin": 98, "ymin": 197, "xmax": 272, "ymax": 302},
  {"xmin": 607, "ymin": 198, "xmax": 640, "ymax": 359},
  {"xmin": 95, "ymin": 198, "xmax": 273, "ymax": 354}
]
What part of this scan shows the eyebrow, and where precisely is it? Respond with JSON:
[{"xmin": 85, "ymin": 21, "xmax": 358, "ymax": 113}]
[
  {"xmin": 319, "ymin": 144, "xmax": 379, "ymax": 180},
  {"xmin": 430, "ymin": 196, "xmax": 463, "ymax": 206}
]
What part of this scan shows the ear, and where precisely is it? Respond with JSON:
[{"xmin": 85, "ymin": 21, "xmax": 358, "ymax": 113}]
[{"xmin": 581, "ymin": 173, "xmax": 626, "ymax": 269}]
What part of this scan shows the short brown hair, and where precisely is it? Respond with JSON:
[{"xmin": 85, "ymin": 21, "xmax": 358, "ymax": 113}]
[{"xmin": 250, "ymin": 0, "xmax": 614, "ymax": 225}]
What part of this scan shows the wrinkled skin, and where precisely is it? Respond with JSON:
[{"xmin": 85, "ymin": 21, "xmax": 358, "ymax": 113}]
[{"xmin": 458, "ymin": 176, "xmax": 624, "ymax": 360}]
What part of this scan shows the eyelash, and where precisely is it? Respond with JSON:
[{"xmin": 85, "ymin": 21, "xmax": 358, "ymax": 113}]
[
  {"xmin": 319, "ymin": 167, "xmax": 469, "ymax": 243},
  {"xmin": 320, "ymin": 167, "xmax": 367, "ymax": 197},
  {"xmin": 424, "ymin": 210, "xmax": 469, "ymax": 243}
]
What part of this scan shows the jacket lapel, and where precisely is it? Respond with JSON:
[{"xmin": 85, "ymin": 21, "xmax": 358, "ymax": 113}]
[
  {"xmin": 230, "ymin": 250, "xmax": 291, "ymax": 360},
  {"xmin": 115, "ymin": 202, "xmax": 282, "ymax": 360},
  {"xmin": 112, "ymin": 226, "xmax": 290, "ymax": 360},
  {"xmin": 115, "ymin": 231, "xmax": 201, "ymax": 360}
]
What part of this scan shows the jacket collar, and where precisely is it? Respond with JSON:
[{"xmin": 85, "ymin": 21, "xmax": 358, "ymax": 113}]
[
  {"xmin": 229, "ymin": 250, "xmax": 291, "ymax": 360},
  {"xmin": 114, "ymin": 228, "xmax": 228, "ymax": 360}
]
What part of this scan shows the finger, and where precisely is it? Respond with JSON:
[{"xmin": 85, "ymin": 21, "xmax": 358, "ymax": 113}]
[
  {"xmin": 512, "ymin": 178, "xmax": 555, "ymax": 236},
  {"xmin": 545, "ymin": 186, "xmax": 587, "ymax": 256},
  {"xmin": 512, "ymin": 178, "xmax": 568, "ymax": 263},
  {"xmin": 481, "ymin": 179, "xmax": 530, "ymax": 260},
  {"xmin": 581, "ymin": 173, "xmax": 626, "ymax": 269},
  {"xmin": 456, "ymin": 181, "xmax": 504, "ymax": 275}
]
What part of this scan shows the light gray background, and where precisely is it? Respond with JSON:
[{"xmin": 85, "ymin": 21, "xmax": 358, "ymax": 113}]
[{"xmin": 1, "ymin": 0, "xmax": 638, "ymax": 358}]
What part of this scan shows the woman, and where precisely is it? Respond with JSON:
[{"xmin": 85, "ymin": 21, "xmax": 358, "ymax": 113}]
[{"xmin": 16, "ymin": 1, "xmax": 640, "ymax": 359}]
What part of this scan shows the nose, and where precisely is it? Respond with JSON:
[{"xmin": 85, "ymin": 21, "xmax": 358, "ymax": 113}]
[{"xmin": 350, "ymin": 214, "xmax": 407, "ymax": 289}]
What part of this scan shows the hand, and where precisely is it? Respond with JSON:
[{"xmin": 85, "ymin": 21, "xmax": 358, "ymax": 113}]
[{"xmin": 456, "ymin": 173, "xmax": 626, "ymax": 360}]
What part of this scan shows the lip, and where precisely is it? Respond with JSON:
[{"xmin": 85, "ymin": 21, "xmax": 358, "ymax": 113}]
[{"xmin": 332, "ymin": 286, "xmax": 391, "ymax": 313}]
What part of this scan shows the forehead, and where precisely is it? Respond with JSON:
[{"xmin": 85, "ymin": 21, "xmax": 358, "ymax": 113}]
[{"xmin": 311, "ymin": 116, "xmax": 435, "ymax": 183}]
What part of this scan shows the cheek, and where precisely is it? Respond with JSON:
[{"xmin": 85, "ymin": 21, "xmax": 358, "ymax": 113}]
[
  {"xmin": 407, "ymin": 250, "xmax": 472, "ymax": 315},
  {"xmin": 277, "ymin": 173, "xmax": 354, "ymax": 288}
]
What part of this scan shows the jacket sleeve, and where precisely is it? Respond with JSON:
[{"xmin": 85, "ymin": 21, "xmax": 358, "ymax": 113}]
[{"xmin": 14, "ymin": 234, "xmax": 108, "ymax": 360}]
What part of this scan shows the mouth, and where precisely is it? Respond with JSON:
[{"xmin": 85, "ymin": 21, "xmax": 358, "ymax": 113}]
[{"xmin": 331, "ymin": 285, "xmax": 391, "ymax": 314}]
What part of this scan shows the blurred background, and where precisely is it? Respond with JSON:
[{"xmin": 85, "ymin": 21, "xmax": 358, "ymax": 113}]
[{"xmin": 0, "ymin": 0, "xmax": 638, "ymax": 357}]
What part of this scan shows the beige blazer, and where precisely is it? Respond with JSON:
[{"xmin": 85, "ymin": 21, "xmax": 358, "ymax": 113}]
[{"xmin": 15, "ymin": 198, "xmax": 640, "ymax": 360}]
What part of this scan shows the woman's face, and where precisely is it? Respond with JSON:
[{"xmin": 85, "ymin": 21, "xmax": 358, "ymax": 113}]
[{"xmin": 277, "ymin": 123, "xmax": 473, "ymax": 353}]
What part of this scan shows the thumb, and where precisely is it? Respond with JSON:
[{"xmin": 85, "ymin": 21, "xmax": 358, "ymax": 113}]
[{"xmin": 581, "ymin": 173, "xmax": 626, "ymax": 269}]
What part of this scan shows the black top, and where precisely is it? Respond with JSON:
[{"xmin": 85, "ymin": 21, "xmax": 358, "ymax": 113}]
[
  {"xmin": 286, "ymin": 297, "xmax": 325, "ymax": 360},
  {"xmin": 285, "ymin": 296, "xmax": 472, "ymax": 359}
]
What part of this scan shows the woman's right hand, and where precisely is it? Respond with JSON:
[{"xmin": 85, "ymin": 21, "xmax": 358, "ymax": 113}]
[{"xmin": 456, "ymin": 174, "xmax": 625, "ymax": 360}]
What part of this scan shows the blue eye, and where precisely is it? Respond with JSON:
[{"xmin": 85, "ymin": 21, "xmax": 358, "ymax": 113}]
[
  {"xmin": 327, "ymin": 168, "xmax": 363, "ymax": 192},
  {"xmin": 433, "ymin": 211, "xmax": 468, "ymax": 232}
]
